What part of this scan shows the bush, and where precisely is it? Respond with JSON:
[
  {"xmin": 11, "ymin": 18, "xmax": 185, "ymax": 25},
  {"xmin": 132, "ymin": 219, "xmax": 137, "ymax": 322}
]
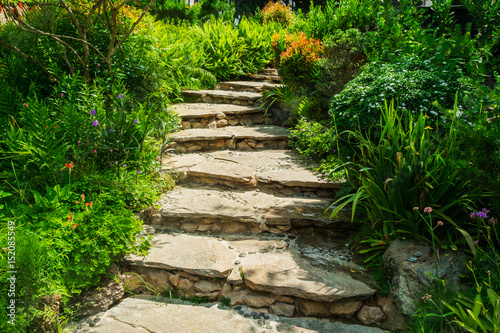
[
  {"xmin": 261, "ymin": 1, "xmax": 294, "ymax": 26},
  {"xmin": 330, "ymin": 55, "xmax": 469, "ymax": 133},
  {"xmin": 273, "ymin": 32, "xmax": 324, "ymax": 87},
  {"xmin": 315, "ymin": 28, "xmax": 367, "ymax": 98}
]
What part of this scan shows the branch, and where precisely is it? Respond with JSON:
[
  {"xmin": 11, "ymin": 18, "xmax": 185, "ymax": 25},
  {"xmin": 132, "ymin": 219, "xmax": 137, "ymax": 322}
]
[
  {"xmin": 0, "ymin": 38, "xmax": 55, "ymax": 80},
  {"xmin": 109, "ymin": 0, "xmax": 154, "ymax": 59}
]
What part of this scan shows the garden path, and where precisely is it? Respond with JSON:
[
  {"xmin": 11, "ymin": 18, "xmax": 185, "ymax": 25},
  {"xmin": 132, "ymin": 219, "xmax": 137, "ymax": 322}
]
[{"xmin": 81, "ymin": 70, "xmax": 392, "ymax": 332}]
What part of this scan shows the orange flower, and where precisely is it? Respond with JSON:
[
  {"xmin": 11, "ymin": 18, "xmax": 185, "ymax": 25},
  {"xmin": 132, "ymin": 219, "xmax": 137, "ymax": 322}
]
[
  {"xmin": 81, "ymin": 194, "xmax": 85, "ymax": 202},
  {"xmin": 71, "ymin": 223, "xmax": 78, "ymax": 230},
  {"xmin": 65, "ymin": 161, "xmax": 74, "ymax": 170},
  {"xmin": 68, "ymin": 212, "xmax": 73, "ymax": 222},
  {"xmin": 75, "ymin": 201, "xmax": 79, "ymax": 204}
]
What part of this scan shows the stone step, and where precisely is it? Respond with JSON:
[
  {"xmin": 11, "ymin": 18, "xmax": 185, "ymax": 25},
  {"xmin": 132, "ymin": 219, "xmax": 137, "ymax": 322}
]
[
  {"xmin": 143, "ymin": 186, "xmax": 354, "ymax": 235},
  {"xmin": 260, "ymin": 68, "xmax": 279, "ymax": 76},
  {"xmin": 173, "ymin": 103, "xmax": 273, "ymax": 130},
  {"xmin": 77, "ymin": 295, "xmax": 385, "ymax": 333},
  {"xmin": 162, "ymin": 150, "xmax": 343, "ymax": 197},
  {"xmin": 167, "ymin": 126, "xmax": 289, "ymax": 153},
  {"xmin": 184, "ymin": 89, "xmax": 262, "ymax": 106},
  {"xmin": 123, "ymin": 233, "xmax": 382, "ymax": 325},
  {"xmin": 215, "ymin": 81, "xmax": 282, "ymax": 93},
  {"xmin": 248, "ymin": 73, "xmax": 282, "ymax": 83}
]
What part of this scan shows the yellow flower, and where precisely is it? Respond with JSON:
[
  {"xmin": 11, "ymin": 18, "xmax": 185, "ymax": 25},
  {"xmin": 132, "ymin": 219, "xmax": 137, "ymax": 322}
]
[{"xmin": 424, "ymin": 126, "xmax": 433, "ymax": 130}]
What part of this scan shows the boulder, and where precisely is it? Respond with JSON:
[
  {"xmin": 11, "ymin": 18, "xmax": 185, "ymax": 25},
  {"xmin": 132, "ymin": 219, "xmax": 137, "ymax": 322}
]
[
  {"xmin": 357, "ymin": 305, "xmax": 385, "ymax": 325},
  {"xmin": 78, "ymin": 263, "xmax": 124, "ymax": 316},
  {"xmin": 383, "ymin": 239, "xmax": 467, "ymax": 315}
]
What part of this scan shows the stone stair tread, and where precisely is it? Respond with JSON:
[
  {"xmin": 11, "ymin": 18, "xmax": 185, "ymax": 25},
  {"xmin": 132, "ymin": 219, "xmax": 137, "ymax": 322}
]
[
  {"xmin": 125, "ymin": 233, "xmax": 375, "ymax": 302},
  {"xmin": 248, "ymin": 74, "xmax": 282, "ymax": 82},
  {"xmin": 216, "ymin": 80, "xmax": 283, "ymax": 91},
  {"xmin": 173, "ymin": 103, "xmax": 264, "ymax": 118},
  {"xmin": 184, "ymin": 89, "xmax": 262, "ymax": 100},
  {"xmin": 170, "ymin": 126, "xmax": 289, "ymax": 142},
  {"xmin": 83, "ymin": 295, "xmax": 385, "ymax": 333},
  {"xmin": 157, "ymin": 187, "xmax": 335, "ymax": 225},
  {"xmin": 163, "ymin": 150, "xmax": 343, "ymax": 189}
]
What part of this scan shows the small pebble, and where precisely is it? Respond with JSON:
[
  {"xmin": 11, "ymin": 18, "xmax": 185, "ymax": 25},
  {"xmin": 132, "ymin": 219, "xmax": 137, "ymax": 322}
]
[
  {"xmin": 244, "ymin": 313, "xmax": 251, "ymax": 318},
  {"xmin": 277, "ymin": 234, "xmax": 286, "ymax": 237},
  {"xmin": 251, "ymin": 312, "xmax": 258, "ymax": 316},
  {"xmin": 228, "ymin": 245, "xmax": 234, "ymax": 249},
  {"xmin": 234, "ymin": 260, "xmax": 241, "ymax": 265},
  {"xmin": 413, "ymin": 252, "xmax": 422, "ymax": 258},
  {"xmin": 408, "ymin": 257, "xmax": 418, "ymax": 263},
  {"xmin": 249, "ymin": 250, "xmax": 256, "ymax": 254},
  {"xmin": 239, "ymin": 253, "xmax": 247, "ymax": 258},
  {"xmin": 89, "ymin": 322, "xmax": 96, "ymax": 327},
  {"xmin": 258, "ymin": 312, "xmax": 266, "ymax": 317},
  {"xmin": 94, "ymin": 317, "xmax": 101, "ymax": 323},
  {"xmin": 266, "ymin": 325, "xmax": 273, "ymax": 329},
  {"xmin": 238, "ymin": 310, "xmax": 245, "ymax": 315},
  {"xmin": 253, "ymin": 315, "xmax": 260, "ymax": 319},
  {"xmin": 77, "ymin": 324, "xmax": 84, "ymax": 329},
  {"xmin": 287, "ymin": 235, "xmax": 296, "ymax": 240},
  {"xmin": 234, "ymin": 306, "xmax": 242, "ymax": 310},
  {"xmin": 264, "ymin": 315, "xmax": 270, "ymax": 319}
]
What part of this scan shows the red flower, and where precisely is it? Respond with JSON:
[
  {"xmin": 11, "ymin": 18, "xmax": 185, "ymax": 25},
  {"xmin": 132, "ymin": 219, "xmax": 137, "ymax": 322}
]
[
  {"xmin": 68, "ymin": 212, "xmax": 73, "ymax": 222},
  {"xmin": 65, "ymin": 161, "xmax": 74, "ymax": 170}
]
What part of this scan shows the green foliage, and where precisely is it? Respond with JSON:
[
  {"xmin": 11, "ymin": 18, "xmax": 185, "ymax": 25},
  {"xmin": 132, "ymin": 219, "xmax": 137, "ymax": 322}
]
[
  {"xmin": 330, "ymin": 101, "xmax": 484, "ymax": 246},
  {"xmin": 330, "ymin": 55, "xmax": 468, "ymax": 134},
  {"xmin": 153, "ymin": 0, "xmax": 201, "ymax": 23},
  {"xmin": 261, "ymin": 1, "xmax": 294, "ymax": 26},
  {"xmin": 291, "ymin": 0, "xmax": 381, "ymax": 40},
  {"xmin": 198, "ymin": 0, "xmax": 235, "ymax": 22},
  {"xmin": 315, "ymin": 28, "xmax": 367, "ymax": 97}
]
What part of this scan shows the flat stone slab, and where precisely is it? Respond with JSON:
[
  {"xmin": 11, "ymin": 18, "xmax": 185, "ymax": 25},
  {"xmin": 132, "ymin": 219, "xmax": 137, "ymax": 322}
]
[
  {"xmin": 249, "ymin": 74, "xmax": 282, "ymax": 82},
  {"xmin": 216, "ymin": 81, "xmax": 283, "ymax": 92},
  {"xmin": 184, "ymin": 89, "xmax": 261, "ymax": 101},
  {"xmin": 78, "ymin": 296, "xmax": 385, "ymax": 333},
  {"xmin": 173, "ymin": 103, "xmax": 264, "ymax": 119},
  {"xmin": 157, "ymin": 187, "xmax": 334, "ymax": 225},
  {"xmin": 125, "ymin": 234, "xmax": 233, "ymax": 278},
  {"xmin": 163, "ymin": 150, "xmax": 343, "ymax": 190},
  {"xmin": 240, "ymin": 251, "xmax": 375, "ymax": 302},
  {"xmin": 170, "ymin": 126, "xmax": 289, "ymax": 142}
]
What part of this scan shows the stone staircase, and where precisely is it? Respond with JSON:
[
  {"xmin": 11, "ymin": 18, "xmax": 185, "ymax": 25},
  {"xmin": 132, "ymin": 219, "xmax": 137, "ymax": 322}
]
[{"xmin": 83, "ymin": 71, "xmax": 396, "ymax": 332}]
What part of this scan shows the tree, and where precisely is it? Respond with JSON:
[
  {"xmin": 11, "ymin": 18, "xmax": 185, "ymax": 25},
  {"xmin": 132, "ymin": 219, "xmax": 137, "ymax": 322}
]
[{"xmin": 0, "ymin": 0, "xmax": 154, "ymax": 81}]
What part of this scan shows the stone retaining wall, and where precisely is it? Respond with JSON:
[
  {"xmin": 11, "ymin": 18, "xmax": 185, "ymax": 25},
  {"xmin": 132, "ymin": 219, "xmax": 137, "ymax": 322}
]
[
  {"xmin": 181, "ymin": 113, "xmax": 273, "ymax": 130},
  {"xmin": 122, "ymin": 265, "xmax": 387, "ymax": 326},
  {"xmin": 170, "ymin": 138, "xmax": 288, "ymax": 153}
]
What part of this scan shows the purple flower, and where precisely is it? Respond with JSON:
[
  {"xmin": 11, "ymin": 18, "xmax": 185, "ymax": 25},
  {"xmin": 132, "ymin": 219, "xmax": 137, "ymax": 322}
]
[
  {"xmin": 93, "ymin": 120, "xmax": 99, "ymax": 126},
  {"xmin": 118, "ymin": 93, "xmax": 124, "ymax": 99},
  {"xmin": 136, "ymin": 170, "xmax": 141, "ymax": 174},
  {"xmin": 424, "ymin": 207, "xmax": 432, "ymax": 213},
  {"xmin": 123, "ymin": 164, "xmax": 127, "ymax": 168},
  {"xmin": 477, "ymin": 211, "xmax": 488, "ymax": 219},
  {"xmin": 134, "ymin": 118, "xmax": 139, "ymax": 124},
  {"xmin": 110, "ymin": 129, "xmax": 114, "ymax": 132},
  {"xmin": 91, "ymin": 109, "xmax": 96, "ymax": 115},
  {"xmin": 470, "ymin": 212, "xmax": 476, "ymax": 218},
  {"xmin": 473, "ymin": 240, "xmax": 479, "ymax": 245}
]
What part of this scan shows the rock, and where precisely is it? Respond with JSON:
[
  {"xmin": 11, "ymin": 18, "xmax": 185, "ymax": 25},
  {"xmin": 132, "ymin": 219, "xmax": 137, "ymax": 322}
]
[
  {"xmin": 78, "ymin": 264, "xmax": 124, "ymax": 316},
  {"xmin": 357, "ymin": 305, "xmax": 385, "ymax": 325},
  {"xmin": 169, "ymin": 274, "xmax": 180, "ymax": 287},
  {"xmin": 178, "ymin": 278, "xmax": 194, "ymax": 291},
  {"xmin": 195, "ymin": 291, "xmax": 219, "ymax": 301},
  {"xmin": 242, "ymin": 251, "xmax": 375, "ymax": 302},
  {"xmin": 227, "ymin": 269, "xmax": 244, "ymax": 285},
  {"xmin": 125, "ymin": 234, "xmax": 233, "ymax": 278},
  {"xmin": 181, "ymin": 121, "xmax": 191, "ymax": 129},
  {"xmin": 122, "ymin": 273, "xmax": 143, "ymax": 292},
  {"xmin": 383, "ymin": 239, "xmax": 467, "ymax": 315},
  {"xmin": 270, "ymin": 302, "xmax": 295, "ymax": 317},
  {"xmin": 216, "ymin": 112, "xmax": 226, "ymax": 119},
  {"xmin": 275, "ymin": 295, "xmax": 294, "ymax": 304},
  {"xmin": 296, "ymin": 299, "xmax": 330, "ymax": 317},
  {"xmin": 194, "ymin": 280, "xmax": 220, "ymax": 293},
  {"xmin": 377, "ymin": 295, "xmax": 407, "ymax": 331},
  {"xmin": 216, "ymin": 119, "xmax": 228, "ymax": 127},
  {"xmin": 242, "ymin": 294, "xmax": 275, "ymax": 307},
  {"xmin": 330, "ymin": 300, "xmax": 362, "ymax": 317}
]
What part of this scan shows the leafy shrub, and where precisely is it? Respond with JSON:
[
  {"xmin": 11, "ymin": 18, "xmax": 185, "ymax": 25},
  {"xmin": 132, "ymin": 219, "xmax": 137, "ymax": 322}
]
[
  {"xmin": 153, "ymin": 0, "xmax": 201, "ymax": 23},
  {"xmin": 198, "ymin": 0, "xmax": 235, "ymax": 22},
  {"xmin": 291, "ymin": 0, "xmax": 380, "ymax": 40},
  {"xmin": 237, "ymin": 17, "xmax": 280, "ymax": 75},
  {"xmin": 261, "ymin": 1, "xmax": 294, "ymax": 26},
  {"xmin": 274, "ymin": 32, "xmax": 324, "ymax": 87},
  {"xmin": 316, "ymin": 29, "xmax": 367, "ymax": 98},
  {"xmin": 330, "ymin": 55, "xmax": 468, "ymax": 133}
]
